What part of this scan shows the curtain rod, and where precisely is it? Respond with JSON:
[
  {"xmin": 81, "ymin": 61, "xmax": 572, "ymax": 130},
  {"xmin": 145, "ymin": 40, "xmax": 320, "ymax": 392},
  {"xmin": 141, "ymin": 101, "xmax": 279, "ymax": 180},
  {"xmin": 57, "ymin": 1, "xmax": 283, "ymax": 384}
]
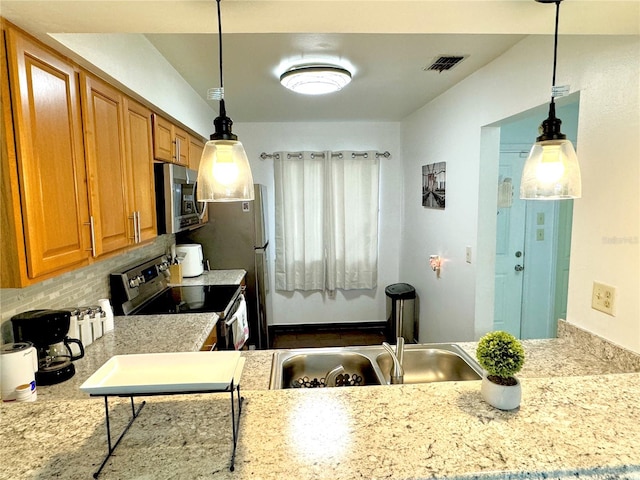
[{"xmin": 260, "ymin": 151, "xmax": 391, "ymax": 160}]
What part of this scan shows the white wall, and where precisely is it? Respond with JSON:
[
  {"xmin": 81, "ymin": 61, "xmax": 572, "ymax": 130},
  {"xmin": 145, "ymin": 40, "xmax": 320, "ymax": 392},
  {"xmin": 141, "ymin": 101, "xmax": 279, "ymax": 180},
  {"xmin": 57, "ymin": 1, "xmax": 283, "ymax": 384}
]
[
  {"xmin": 401, "ymin": 35, "xmax": 640, "ymax": 353},
  {"xmin": 234, "ymin": 122, "xmax": 403, "ymax": 326},
  {"xmin": 49, "ymin": 33, "xmax": 215, "ymax": 137}
]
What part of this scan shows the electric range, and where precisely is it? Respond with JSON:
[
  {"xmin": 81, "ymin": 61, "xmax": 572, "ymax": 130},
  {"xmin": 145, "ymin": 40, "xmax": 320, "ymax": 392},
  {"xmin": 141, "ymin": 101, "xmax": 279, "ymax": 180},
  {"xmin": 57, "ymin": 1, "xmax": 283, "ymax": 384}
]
[{"xmin": 110, "ymin": 255, "xmax": 242, "ymax": 348}]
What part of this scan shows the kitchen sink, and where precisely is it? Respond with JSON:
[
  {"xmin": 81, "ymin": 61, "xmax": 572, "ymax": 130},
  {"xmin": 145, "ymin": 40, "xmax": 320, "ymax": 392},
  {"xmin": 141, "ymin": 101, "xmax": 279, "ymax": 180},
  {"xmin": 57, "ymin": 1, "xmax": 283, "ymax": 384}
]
[
  {"xmin": 269, "ymin": 343, "xmax": 483, "ymax": 389},
  {"xmin": 376, "ymin": 344, "xmax": 483, "ymax": 384},
  {"xmin": 270, "ymin": 348, "xmax": 382, "ymax": 389}
]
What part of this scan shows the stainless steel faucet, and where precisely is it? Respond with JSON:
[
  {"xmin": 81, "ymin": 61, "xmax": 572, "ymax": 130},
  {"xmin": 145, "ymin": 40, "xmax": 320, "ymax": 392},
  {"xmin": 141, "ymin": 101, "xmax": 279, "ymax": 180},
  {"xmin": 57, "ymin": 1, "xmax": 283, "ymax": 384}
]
[
  {"xmin": 382, "ymin": 337, "xmax": 405, "ymax": 384},
  {"xmin": 324, "ymin": 365, "xmax": 346, "ymax": 387}
]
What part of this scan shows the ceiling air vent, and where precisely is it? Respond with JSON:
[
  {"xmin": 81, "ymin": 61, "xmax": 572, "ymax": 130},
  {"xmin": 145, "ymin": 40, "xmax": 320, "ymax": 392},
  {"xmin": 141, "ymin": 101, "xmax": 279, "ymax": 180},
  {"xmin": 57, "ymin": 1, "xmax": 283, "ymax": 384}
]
[{"xmin": 424, "ymin": 55, "xmax": 467, "ymax": 73}]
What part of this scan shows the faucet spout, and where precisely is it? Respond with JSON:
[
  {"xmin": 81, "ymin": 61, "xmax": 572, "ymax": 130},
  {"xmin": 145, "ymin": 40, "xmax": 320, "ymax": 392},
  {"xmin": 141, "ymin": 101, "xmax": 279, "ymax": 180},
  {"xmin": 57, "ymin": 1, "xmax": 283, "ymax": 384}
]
[
  {"xmin": 324, "ymin": 365, "xmax": 346, "ymax": 387},
  {"xmin": 382, "ymin": 337, "xmax": 405, "ymax": 384}
]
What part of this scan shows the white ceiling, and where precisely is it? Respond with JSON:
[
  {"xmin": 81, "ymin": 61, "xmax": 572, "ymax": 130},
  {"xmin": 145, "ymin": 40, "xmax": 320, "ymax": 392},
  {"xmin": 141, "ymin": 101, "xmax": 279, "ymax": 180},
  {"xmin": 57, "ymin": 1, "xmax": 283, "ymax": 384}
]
[{"xmin": 2, "ymin": 0, "xmax": 637, "ymax": 123}]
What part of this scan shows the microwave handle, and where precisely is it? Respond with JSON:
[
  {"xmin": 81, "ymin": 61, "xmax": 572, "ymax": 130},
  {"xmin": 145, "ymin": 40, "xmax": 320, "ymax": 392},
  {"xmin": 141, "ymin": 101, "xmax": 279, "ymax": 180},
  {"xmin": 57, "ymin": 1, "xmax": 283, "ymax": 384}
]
[{"xmin": 194, "ymin": 182, "xmax": 207, "ymax": 219}]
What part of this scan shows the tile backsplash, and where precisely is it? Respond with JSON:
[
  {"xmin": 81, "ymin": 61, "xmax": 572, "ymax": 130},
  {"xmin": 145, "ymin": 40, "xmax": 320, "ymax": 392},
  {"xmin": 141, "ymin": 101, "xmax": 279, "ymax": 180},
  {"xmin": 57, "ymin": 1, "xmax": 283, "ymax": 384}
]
[{"xmin": 0, "ymin": 235, "xmax": 174, "ymax": 342}]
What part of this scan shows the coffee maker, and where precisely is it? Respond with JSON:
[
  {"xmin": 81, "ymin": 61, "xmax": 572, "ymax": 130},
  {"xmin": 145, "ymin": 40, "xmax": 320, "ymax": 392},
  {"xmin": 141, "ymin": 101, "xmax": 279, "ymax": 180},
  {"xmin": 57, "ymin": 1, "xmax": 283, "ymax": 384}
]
[{"xmin": 11, "ymin": 310, "xmax": 85, "ymax": 385}]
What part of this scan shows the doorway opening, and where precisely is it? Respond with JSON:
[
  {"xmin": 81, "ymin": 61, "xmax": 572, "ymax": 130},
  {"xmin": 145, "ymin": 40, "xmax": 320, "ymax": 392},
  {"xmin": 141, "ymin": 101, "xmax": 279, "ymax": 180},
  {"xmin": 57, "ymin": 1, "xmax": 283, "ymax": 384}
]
[{"xmin": 493, "ymin": 100, "xmax": 579, "ymax": 339}]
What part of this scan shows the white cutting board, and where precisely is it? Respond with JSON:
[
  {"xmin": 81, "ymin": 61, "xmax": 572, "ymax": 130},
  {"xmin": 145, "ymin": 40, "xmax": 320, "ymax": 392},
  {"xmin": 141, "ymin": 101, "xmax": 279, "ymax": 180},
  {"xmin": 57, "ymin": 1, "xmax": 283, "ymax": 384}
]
[{"xmin": 80, "ymin": 351, "xmax": 243, "ymax": 396}]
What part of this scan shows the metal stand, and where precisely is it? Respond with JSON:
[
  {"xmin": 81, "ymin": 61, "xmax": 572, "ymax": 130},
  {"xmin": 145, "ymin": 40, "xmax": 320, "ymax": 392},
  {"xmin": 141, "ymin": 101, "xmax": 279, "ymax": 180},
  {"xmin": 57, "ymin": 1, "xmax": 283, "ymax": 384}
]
[{"xmin": 92, "ymin": 382, "xmax": 244, "ymax": 479}]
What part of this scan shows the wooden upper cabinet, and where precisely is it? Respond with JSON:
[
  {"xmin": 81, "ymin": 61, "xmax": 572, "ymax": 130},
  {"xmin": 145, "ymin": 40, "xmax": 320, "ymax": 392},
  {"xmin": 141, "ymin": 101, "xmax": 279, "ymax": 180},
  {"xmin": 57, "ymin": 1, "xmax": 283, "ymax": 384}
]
[
  {"xmin": 124, "ymin": 98, "xmax": 157, "ymax": 243},
  {"xmin": 80, "ymin": 72, "xmax": 131, "ymax": 257},
  {"xmin": 152, "ymin": 113, "xmax": 189, "ymax": 165},
  {"xmin": 152, "ymin": 113, "xmax": 172, "ymax": 162},
  {"xmin": 188, "ymin": 135, "xmax": 208, "ymax": 222},
  {"xmin": 189, "ymin": 135, "xmax": 205, "ymax": 171},
  {"xmin": 2, "ymin": 25, "xmax": 91, "ymax": 285},
  {"xmin": 174, "ymin": 125, "xmax": 189, "ymax": 166}
]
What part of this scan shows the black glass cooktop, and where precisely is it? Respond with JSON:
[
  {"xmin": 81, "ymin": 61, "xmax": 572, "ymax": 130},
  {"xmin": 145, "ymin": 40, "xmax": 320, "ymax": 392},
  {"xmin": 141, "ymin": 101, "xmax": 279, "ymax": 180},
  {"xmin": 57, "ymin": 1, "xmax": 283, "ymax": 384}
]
[{"xmin": 135, "ymin": 285, "xmax": 241, "ymax": 316}]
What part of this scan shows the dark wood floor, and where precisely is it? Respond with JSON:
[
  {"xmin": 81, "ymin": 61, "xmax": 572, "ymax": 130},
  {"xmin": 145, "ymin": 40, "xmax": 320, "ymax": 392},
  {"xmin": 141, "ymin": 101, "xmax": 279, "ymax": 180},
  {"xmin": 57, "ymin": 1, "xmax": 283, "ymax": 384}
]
[{"xmin": 271, "ymin": 328, "xmax": 386, "ymax": 349}]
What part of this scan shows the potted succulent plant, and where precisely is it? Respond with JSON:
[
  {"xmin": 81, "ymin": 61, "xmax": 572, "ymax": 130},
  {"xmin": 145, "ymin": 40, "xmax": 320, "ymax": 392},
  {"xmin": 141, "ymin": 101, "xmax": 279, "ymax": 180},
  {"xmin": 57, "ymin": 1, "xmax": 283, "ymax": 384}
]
[{"xmin": 476, "ymin": 330, "xmax": 525, "ymax": 411}]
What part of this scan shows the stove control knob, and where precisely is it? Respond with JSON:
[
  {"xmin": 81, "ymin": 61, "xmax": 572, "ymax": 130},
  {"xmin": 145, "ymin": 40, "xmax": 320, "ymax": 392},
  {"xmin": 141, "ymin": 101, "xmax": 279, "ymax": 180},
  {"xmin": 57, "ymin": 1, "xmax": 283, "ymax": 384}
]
[
  {"xmin": 129, "ymin": 277, "xmax": 140, "ymax": 288},
  {"xmin": 158, "ymin": 262, "xmax": 169, "ymax": 272},
  {"xmin": 135, "ymin": 274, "xmax": 145, "ymax": 285}
]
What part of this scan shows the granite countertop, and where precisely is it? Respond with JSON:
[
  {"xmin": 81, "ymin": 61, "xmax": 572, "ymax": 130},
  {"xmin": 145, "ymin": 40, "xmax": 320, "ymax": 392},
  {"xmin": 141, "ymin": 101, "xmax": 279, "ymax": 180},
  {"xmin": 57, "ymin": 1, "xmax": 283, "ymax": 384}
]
[
  {"xmin": 168, "ymin": 269, "xmax": 246, "ymax": 287},
  {"xmin": 2, "ymin": 373, "xmax": 639, "ymax": 480},
  {"xmin": 35, "ymin": 313, "xmax": 218, "ymax": 401},
  {"xmin": 2, "ymin": 316, "xmax": 640, "ymax": 480}
]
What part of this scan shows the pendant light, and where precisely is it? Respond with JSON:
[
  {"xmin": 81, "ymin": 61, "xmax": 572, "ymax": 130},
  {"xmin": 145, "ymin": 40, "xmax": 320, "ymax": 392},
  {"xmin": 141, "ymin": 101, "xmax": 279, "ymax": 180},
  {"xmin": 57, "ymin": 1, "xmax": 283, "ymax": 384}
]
[
  {"xmin": 520, "ymin": 0, "xmax": 581, "ymax": 200},
  {"xmin": 197, "ymin": 0, "xmax": 254, "ymax": 202}
]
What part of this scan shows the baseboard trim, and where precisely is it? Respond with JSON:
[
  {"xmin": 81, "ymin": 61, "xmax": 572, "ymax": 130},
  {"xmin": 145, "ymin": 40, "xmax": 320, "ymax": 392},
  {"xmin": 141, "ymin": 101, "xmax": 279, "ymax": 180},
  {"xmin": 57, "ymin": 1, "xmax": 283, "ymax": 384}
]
[{"xmin": 270, "ymin": 321, "xmax": 386, "ymax": 336}]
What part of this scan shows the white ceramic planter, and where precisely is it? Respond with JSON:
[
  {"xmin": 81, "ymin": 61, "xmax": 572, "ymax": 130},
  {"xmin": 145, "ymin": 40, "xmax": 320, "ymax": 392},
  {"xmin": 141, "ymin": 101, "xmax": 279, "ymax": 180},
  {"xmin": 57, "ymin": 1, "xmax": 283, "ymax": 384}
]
[{"xmin": 481, "ymin": 375, "xmax": 521, "ymax": 411}]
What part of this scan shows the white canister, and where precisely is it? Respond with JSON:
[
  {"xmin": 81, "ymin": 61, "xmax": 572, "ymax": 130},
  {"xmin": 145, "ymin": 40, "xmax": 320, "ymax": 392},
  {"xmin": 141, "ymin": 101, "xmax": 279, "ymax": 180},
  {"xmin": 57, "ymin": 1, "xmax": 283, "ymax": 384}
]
[
  {"xmin": 77, "ymin": 307, "xmax": 93, "ymax": 347},
  {"xmin": 0, "ymin": 342, "xmax": 38, "ymax": 402},
  {"xmin": 90, "ymin": 306, "xmax": 103, "ymax": 341},
  {"xmin": 64, "ymin": 308, "xmax": 83, "ymax": 357},
  {"xmin": 97, "ymin": 299, "xmax": 115, "ymax": 333}
]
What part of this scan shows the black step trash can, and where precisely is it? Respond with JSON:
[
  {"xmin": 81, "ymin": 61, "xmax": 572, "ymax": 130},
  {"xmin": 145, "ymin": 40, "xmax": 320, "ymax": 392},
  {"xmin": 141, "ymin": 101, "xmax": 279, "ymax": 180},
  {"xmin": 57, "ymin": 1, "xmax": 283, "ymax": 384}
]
[{"xmin": 385, "ymin": 283, "xmax": 417, "ymax": 343}]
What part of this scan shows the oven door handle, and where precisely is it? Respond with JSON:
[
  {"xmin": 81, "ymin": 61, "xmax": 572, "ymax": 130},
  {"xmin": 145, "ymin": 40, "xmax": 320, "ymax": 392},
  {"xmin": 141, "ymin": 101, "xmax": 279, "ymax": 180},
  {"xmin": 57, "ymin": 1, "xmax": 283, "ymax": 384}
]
[{"xmin": 225, "ymin": 294, "xmax": 244, "ymax": 326}]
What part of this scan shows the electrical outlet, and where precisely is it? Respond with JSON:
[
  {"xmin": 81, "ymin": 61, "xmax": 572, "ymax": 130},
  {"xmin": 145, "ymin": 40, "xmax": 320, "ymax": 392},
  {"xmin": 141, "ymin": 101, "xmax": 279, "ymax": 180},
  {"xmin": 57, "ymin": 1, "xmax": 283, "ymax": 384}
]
[
  {"xmin": 536, "ymin": 229, "xmax": 545, "ymax": 241},
  {"xmin": 465, "ymin": 246, "xmax": 472, "ymax": 264},
  {"xmin": 592, "ymin": 281, "xmax": 616, "ymax": 316}
]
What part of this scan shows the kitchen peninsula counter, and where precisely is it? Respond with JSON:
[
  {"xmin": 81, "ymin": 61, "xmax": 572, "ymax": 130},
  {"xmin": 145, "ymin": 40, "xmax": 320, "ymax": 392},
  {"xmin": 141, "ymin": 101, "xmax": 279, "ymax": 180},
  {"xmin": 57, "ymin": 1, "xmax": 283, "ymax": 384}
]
[{"xmin": 2, "ymin": 317, "xmax": 639, "ymax": 480}]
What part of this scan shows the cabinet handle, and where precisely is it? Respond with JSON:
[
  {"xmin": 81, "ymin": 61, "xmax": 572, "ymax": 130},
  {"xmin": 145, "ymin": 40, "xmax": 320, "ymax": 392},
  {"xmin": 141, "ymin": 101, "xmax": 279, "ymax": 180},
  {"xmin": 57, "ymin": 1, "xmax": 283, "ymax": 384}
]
[
  {"xmin": 175, "ymin": 137, "xmax": 181, "ymax": 163},
  {"xmin": 84, "ymin": 216, "xmax": 96, "ymax": 257},
  {"xmin": 128, "ymin": 213, "xmax": 138, "ymax": 243},
  {"xmin": 136, "ymin": 211, "xmax": 142, "ymax": 242}
]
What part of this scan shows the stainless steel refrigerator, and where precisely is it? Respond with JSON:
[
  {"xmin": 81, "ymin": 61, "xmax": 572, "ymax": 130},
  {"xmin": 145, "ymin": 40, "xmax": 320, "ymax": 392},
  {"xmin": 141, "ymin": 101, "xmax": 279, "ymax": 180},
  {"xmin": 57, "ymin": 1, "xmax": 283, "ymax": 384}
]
[{"xmin": 181, "ymin": 184, "xmax": 269, "ymax": 349}]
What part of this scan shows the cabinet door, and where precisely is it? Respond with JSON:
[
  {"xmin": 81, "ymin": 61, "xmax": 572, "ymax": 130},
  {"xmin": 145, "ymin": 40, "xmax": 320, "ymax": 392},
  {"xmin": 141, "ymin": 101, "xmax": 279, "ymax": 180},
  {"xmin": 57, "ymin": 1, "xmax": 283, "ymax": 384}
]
[
  {"xmin": 189, "ymin": 135, "xmax": 205, "ymax": 171},
  {"xmin": 81, "ymin": 73, "xmax": 131, "ymax": 256},
  {"xmin": 173, "ymin": 125, "xmax": 189, "ymax": 166},
  {"xmin": 152, "ymin": 113, "xmax": 172, "ymax": 162},
  {"xmin": 124, "ymin": 98, "xmax": 157, "ymax": 243},
  {"xmin": 4, "ymin": 27, "xmax": 91, "ymax": 281}
]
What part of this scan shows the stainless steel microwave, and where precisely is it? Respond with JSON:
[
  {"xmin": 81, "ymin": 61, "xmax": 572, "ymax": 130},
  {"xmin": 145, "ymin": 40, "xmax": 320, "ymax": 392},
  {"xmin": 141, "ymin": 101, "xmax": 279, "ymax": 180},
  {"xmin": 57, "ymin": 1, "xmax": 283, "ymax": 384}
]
[{"xmin": 154, "ymin": 163, "xmax": 206, "ymax": 234}]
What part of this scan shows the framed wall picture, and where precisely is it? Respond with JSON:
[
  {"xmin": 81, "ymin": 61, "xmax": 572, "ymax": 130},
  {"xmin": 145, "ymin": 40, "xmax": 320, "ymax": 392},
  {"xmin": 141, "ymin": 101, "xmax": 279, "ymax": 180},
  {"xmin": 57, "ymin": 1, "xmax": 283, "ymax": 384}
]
[{"xmin": 422, "ymin": 162, "xmax": 446, "ymax": 209}]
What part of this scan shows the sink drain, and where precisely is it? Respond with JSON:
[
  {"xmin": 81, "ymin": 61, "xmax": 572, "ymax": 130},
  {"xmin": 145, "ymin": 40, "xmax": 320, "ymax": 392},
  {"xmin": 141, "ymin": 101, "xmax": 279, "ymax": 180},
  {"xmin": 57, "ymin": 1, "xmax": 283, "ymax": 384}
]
[{"xmin": 291, "ymin": 373, "xmax": 364, "ymax": 388}]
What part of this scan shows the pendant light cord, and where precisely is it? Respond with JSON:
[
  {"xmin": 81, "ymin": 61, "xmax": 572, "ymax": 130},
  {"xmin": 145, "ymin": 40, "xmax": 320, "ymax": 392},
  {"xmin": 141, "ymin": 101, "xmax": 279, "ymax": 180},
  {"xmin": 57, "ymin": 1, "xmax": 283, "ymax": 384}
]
[
  {"xmin": 216, "ymin": 0, "xmax": 224, "ymax": 92},
  {"xmin": 550, "ymin": 0, "xmax": 560, "ymax": 105}
]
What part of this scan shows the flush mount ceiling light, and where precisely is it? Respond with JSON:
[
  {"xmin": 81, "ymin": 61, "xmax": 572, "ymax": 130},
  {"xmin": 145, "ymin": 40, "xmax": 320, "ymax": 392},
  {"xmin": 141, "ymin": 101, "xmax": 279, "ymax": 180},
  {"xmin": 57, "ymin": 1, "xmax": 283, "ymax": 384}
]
[
  {"xmin": 197, "ymin": 0, "xmax": 254, "ymax": 202},
  {"xmin": 520, "ymin": 0, "xmax": 581, "ymax": 200},
  {"xmin": 280, "ymin": 65, "xmax": 352, "ymax": 95}
]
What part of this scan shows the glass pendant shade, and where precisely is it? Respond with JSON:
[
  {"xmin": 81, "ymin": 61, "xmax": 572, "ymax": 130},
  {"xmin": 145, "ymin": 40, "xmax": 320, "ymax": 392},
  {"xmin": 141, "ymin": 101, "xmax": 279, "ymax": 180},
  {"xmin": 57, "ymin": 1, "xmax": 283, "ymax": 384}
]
[
  {"xmin": 520, "ymin": 138, "xmax": 581, "ymax": 199},
  {"xmin": 520, "ymin": 0, "xmax": 581, "ymax": 200},
  {"xmin": 197, "ymin": 139, "xmax": 254, "ymax": 202},
  {"xmin": 197, "ymin": 0, "xmax": 254, "ymax": 203}
]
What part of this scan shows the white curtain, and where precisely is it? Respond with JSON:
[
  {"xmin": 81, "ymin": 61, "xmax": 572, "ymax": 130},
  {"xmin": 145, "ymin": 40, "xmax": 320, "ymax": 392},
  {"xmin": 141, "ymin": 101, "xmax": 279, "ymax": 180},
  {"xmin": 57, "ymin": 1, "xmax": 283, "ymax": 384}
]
[
  {"xmin": 274, "ymin": 151, "xmax": 326, "ymax": 291},
  {"xmin": 274, "ymin": 150, "xmax": 380, "ymax": 292}
]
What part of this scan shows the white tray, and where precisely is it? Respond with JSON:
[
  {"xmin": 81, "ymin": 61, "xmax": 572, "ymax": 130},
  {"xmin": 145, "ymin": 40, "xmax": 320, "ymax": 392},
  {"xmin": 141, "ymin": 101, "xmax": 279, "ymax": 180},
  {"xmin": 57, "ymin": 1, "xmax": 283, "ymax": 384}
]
[{"xmin": 80, "ymin": 351, "xmax": 244, "ymax": 396}]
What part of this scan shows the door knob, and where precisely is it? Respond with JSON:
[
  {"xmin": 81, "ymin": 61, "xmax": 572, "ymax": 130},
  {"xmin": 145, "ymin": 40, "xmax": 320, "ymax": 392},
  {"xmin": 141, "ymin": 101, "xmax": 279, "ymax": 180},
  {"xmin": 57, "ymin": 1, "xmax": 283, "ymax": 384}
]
[{"xmin": 514, "ymin": 264, "xmax": 524, "ymax": 272}]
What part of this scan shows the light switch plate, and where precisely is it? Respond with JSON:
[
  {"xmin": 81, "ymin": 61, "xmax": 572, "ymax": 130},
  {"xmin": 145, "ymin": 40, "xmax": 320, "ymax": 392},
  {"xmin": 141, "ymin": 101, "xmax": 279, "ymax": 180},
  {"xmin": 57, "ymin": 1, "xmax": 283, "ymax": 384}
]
[
  {"xmin": 592, "ymin": 281, "xmax": 616, "ymax": 316},
  {"xmin": 465, "ymin": 246, "xmax": 472, "ymax": 264}
]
